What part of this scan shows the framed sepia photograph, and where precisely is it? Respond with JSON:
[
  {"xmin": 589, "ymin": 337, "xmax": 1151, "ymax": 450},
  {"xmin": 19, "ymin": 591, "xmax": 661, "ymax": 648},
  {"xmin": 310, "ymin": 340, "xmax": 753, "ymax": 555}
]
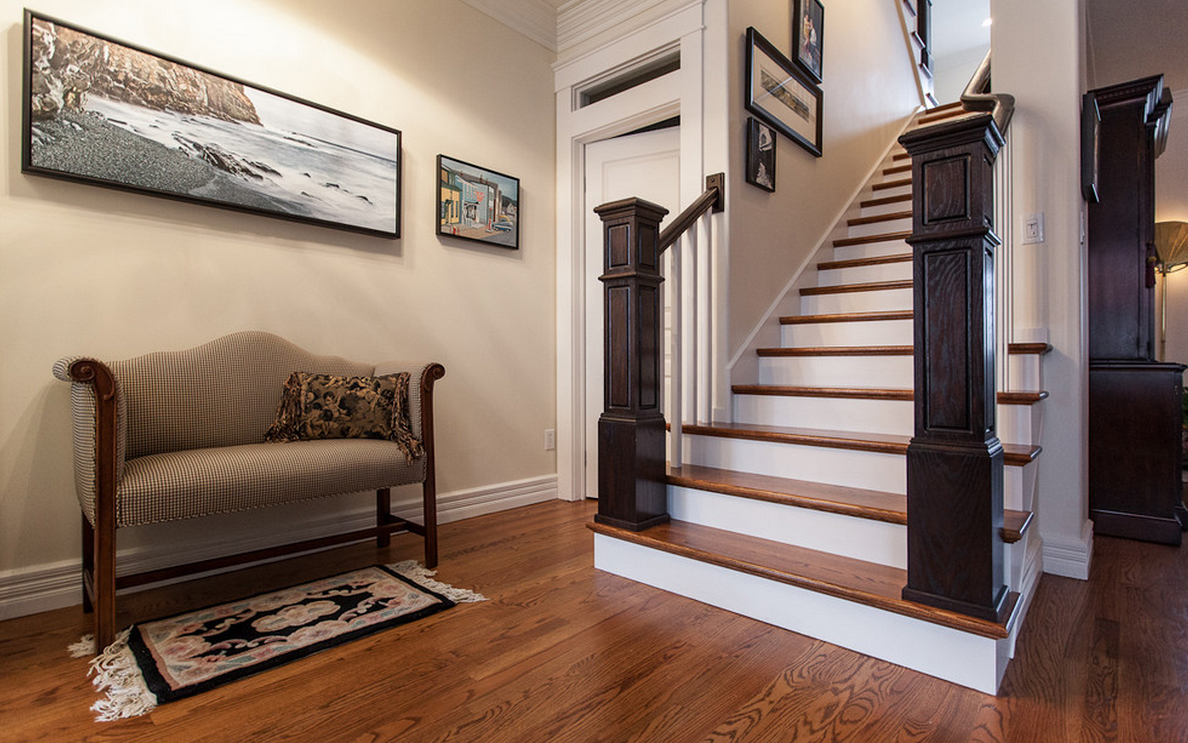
[
  {"xmin": 745, "ymin": 27, "xmax": 823, "ymax": 158},
  {"xmin": 746, "ymin": 117, "xmax": 776, "ymax": 192},
  {"xmin": 793, "ymin": 0, "xmax": 825, "ymax": 83},
  {"xmin": 437, "ymin": 155, "xmax": 520, "ymax": 250},
  {"xmin": 22, "ymin": 10, "xmax": 402, "ymax": 238}
]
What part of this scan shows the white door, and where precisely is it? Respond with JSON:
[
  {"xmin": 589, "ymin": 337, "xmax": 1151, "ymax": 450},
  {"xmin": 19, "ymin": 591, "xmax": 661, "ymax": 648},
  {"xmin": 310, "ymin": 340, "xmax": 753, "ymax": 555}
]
[{"xmin": 582, "ymin": 126, "xmax": 681, "ymax": 499}]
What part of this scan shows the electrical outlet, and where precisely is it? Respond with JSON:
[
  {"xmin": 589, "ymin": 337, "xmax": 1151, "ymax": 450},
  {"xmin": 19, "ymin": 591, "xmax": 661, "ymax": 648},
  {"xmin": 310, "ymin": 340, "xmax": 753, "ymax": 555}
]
[
  {"xmin": 545, "ymin": 429, "xmax": 556, "ymax": 451},
  {"xmin": 1023, "ymin": 212, "xmax": 1045, "ymax": 244}
]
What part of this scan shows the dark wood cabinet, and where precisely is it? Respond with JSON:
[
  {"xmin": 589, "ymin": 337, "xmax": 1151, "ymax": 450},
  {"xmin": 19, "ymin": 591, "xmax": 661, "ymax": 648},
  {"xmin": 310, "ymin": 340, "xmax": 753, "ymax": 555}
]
[{"xmin": 1086, "ymin": 75, "xmax": 1184, "ymax": 545}]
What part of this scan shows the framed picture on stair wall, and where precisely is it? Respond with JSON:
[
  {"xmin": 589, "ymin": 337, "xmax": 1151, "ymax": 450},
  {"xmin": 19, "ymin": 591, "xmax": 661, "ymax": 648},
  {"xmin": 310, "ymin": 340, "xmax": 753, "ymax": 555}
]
[
  {"xmin": 745, "ymin": 117, "xmax": 776, "ymax": 192},
  {"xmin": 745, "ymin": 27, "xmax": 823, "ymax": 158},
  {"xmin": 436, "ymin": 155, "xmax": 520, "ymax": 250},
  {"xmin": 21, "ymin": 10, "xmax": 402, "ymax": 238},
  {"xmin": 793, "ymin": 0, "xmax": 825, "ymax": 83}
]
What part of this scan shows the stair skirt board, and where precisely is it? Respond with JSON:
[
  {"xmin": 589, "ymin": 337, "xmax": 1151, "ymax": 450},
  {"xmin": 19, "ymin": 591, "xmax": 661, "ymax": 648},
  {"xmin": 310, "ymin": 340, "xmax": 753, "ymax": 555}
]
[
  {"xmin": 679, "ymin": 433, "xmax": 1035, "ymax": 505},
  {"xmin": 669, "ymin": 485, "xmax": 907, "ymax": 568},
  {"xmin": 593, "ymin": 534, "xmax": 1011, "ymax": 694},
  {"xmin": 782, "ymin": 318, "xmax": 914, "ymax": 346}
]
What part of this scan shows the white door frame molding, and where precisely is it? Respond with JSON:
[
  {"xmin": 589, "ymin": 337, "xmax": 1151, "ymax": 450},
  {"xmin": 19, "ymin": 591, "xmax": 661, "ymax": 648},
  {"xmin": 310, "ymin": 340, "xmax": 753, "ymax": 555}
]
[{"xmin": 554, "ymin": 1, "xmax": 724, "ymax": 502}]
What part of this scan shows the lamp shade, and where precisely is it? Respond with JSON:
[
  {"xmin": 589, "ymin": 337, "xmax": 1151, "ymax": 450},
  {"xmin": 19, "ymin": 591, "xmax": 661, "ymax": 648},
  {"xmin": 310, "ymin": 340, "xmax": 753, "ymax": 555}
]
[{"xmin": 1155, "ymin": 221, "xmax": 1188, "ymax": 271}]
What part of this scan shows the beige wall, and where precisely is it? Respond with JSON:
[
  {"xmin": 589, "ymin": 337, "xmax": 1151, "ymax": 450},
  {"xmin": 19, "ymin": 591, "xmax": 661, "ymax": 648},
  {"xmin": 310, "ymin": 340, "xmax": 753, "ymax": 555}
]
[
  {"xmin": 0, "ymin": 1, "xmax": 556, "ymax": 582},
  {"xmin": 725, "ymin": 0, "xmax": 919, "ymax": 358}
]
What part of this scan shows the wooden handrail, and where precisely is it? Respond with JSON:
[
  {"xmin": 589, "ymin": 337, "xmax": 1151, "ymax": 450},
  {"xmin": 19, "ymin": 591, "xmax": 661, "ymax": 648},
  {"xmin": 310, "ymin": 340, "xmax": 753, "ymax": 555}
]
[
  {"xmin": 960, "ymin": 50, "xmax": 1015, "ymax": 132},
  {"xmin": 657, "ymin": 173, "xmax": 725, "ymax": 253}
]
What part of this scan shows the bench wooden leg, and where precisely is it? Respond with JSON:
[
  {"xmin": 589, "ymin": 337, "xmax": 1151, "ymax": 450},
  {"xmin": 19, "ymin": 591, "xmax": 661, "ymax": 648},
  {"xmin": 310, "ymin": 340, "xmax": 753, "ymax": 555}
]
[
  {"xmin": 423, "ymin": 480, "xmax": 438, "ymax": 569},
  {"xmin": 93, "ymin": 513, "xmax": 117, "ymax": 650},
  {"xmin": 376, "ymin": 488, "xmax": 392, "ymax": 549},
  {"xmin": 81, "ymin": 515, "xmax": 94, "ymax": 614}
]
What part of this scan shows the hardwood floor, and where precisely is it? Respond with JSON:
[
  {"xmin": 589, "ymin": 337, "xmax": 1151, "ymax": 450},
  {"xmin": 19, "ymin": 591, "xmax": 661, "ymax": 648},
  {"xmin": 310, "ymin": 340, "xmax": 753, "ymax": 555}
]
[{"xmin": 2, "ymin": 500, "xmax": 1186, "ymax": 742}]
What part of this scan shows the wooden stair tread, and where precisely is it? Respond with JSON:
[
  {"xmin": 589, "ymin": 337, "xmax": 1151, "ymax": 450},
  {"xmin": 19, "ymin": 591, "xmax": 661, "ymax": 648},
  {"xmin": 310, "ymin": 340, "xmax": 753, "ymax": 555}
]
[
  {"xmin": 918, "ymin": 104, "xmax": 970, "ymax": 125},
  {"xmin": 892, "ymin": 151, "xmax": 911, "ymax": 162},
  {"xmin": 818, "ymin": 253, "xmax": 911, "ymax": 271},
  {"xmin": 860, "ymin": 193, "xmax": 912, "ymax": 209},
  {"xmin": 833, "ymin": 231, "xmax": 912, "ymax": 248},
  {"xmin": 757, "ymin": 345, "xmax": 912, "ymax": 357},
  {"xmin": 1008, "ymin": 342, "xmax": 1053, "ymax": 355},
  {"xmin": 781, "ymin": 310, "xmax": 913, "ymax": 325},
  {"xmin": 847, "ymin": 210, "xmax": 913, "ymax": 227},
  {"xmin": 588, "ymin": 519, "xmax": 1016, "ymax": 638},
  {"xmin": 732, "ymin": 384, "xmax": 1049, "ymax": 407},
  {"xmin": 681, "ymin": 421, "xmax": 1041, "ymax": 467},
  {"xmin": 668, "ymin": 463, "xmax": 1032, "ymax": 544},
  {"xmin": 883, "ymin": 164, "xmax": 912, "ymax": 176},
  {"xmin": 801, "ymin": 279, "xmax": 912, "ymax": 296},
  {"xmin": 872, "ymin": 177, "xmax": 913, "ymax": 192}
]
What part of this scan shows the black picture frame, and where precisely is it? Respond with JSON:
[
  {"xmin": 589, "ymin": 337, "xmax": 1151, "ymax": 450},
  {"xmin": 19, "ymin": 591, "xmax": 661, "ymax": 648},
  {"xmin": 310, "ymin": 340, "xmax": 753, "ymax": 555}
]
[
  {"xmin": 746, "ymin": 117, "xmax": 776, "ymax": 192},
  {"xmin": 22, "ymin": 10, "xmax": 402, "ymax": 238},
  {"xmin": 793, "ymin": 0, "xmax": 825, "ymax": 83},
  {"xmin": 436, "ymin": 155, "xmax": 520, "ymax": 250},
  {"xmin": 1081, "ymin": 92, "xmax": 1101, "ymax": 203},
  {"xmin": 745, "ymin": 27, "xmax": 823, "ymax": 158}
]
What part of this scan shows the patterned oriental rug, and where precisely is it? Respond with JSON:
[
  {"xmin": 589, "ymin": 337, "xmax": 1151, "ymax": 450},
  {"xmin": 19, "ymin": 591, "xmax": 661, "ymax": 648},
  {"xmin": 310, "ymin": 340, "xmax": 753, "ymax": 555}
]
[{"xmin": 72, "ymin": 561, "xmax": 486, "ymax": 721}]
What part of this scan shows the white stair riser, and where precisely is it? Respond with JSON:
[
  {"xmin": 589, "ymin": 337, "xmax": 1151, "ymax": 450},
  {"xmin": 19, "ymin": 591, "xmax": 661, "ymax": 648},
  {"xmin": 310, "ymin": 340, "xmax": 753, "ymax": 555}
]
[
  {"xmin": 679, "ymin": 432, "xmax": 1034, "ymax": 506},
  {"xmin": 847, "ymin": 216, "xmax": 912, "ymax": 239},
  {"xmin": 593, "ymin": 535, "xmax": 1010, "ymax": 694},
  {"xmin": 871, "ymin": 183, "xmax": 911, "ymax": 199},
  {"xmin": 831, "ymin": 238, "xmax": 911, "ymax": 261},
  {"xmin": 759, "ymin": 354, "xmax": 913, "ymax": 388},
  {"xmin": 782, "ymin": 319, "xmax": 914, "ymax": 347},
  {"xmin": 683, "ymin": 434, "xmax": 907, "ymax": 492},
  {"xmin": 860, "ymin": 199, "xmax": 912, "ymax": 219},
  {"xmin": 669, "ymin": 485, "xmax": 906, "ymax": 568},
  {"xmin": 998, "ymin": 403, "xmax": 1042, "ymax": 447},
  {"xmin": 817, "ymin": 260, "xmax": 912, "ymax": 286},
  {"xmin": 735, "ymin": 394, "xmax": 912, "ymax": 436},
  {"xmin": 801, "ymin": 288, "xmax": 913, "ymax": 314},
  {"xmin": 1007, "ymin": 354, "xmax": 1043, "ymax": 390}
]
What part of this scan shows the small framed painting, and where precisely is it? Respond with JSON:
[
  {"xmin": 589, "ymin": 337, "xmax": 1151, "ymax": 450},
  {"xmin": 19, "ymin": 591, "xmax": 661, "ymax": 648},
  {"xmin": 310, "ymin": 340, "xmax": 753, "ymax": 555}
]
[
  {"xmin": 746, "ymin": 117, "xmax": 776, "ymax": 192},
  {"xmin": 793, "ymin": 0, "xmax": 825, "ymax": 83},
  {"xmin": 437, "ymin": 155, "xmax": 520, "ymax": 250},
  {"xmin": 745, "ymin": 27, "xmax": 823, "ymax": 158},
  {"xmin": 22, "ymin": 10, "xmax": 402, "ymax": 238}
]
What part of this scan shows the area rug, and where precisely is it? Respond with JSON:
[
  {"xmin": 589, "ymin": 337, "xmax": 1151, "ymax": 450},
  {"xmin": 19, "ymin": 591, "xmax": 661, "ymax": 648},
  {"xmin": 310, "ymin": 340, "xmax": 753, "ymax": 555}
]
[{"xmin": 69, "ymin": 561, "xmax": 485, "ymax": 721}]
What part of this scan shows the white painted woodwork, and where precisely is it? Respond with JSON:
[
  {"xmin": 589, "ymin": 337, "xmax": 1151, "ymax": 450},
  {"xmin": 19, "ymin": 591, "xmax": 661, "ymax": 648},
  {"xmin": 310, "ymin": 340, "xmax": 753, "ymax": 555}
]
[
  {"xmin": 781, "ymin": 318, "xmax": 914, "ymax": 347},
  {"xmin": 800, "ymin": 287, "xmax": 914, "ymax": 315},
  {"xmin": 758, "ymin": 354, "xmax": 914, "ymax": 388}
]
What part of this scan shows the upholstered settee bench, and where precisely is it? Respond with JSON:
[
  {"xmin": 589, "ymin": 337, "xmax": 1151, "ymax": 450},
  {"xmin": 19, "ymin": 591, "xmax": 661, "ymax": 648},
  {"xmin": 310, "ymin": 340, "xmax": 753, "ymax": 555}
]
[{"xmin": 54, "ymin": 331, "xmax": 445, "ymax": 650}]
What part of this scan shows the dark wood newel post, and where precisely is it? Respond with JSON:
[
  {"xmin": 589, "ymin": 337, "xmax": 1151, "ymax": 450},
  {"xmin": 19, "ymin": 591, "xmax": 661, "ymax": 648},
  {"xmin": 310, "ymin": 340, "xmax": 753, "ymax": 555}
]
[
  {"xmin": 593, "ymin": 197, "xmax": 671, "ymax": 531},
  {"xmin": 899, "ymin": 113, "xmax": 1013, "ymax": 623}
]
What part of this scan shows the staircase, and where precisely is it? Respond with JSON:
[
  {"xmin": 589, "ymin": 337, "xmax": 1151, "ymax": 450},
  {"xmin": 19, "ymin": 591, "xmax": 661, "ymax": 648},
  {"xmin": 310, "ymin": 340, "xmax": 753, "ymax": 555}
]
[{"xmin": 589, "ymin": 103, "xmax": 1047, "ymax": 694}]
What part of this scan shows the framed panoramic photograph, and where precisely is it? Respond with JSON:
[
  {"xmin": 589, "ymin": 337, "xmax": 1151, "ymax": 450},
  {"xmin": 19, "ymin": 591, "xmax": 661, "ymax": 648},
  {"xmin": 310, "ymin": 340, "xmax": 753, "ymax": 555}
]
[
  {"xmin": 745, "ymin": 117, "xmax": 776, "ymax": 192},
  {"xmin": 22, "ymin": 10, "xmax": 402, "ymax": 238},
  {"xmin": 745, "ymin": 27, "xmax": 823, "ymax": 158},
  {"xmin": 793, "ymin": 0, "xmax": 825, "ymax": 83},
  {"xmin": 436, "ymin": 155, "xmax": 520, "ymax": 250}
]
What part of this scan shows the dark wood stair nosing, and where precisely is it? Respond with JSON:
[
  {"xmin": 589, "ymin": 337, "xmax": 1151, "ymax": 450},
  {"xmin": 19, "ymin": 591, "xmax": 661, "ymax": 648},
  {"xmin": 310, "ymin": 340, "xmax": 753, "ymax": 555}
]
[
  {"xmin": 860, "ymin": 193, "xmax": 912, "ymax": 209},
  {"xmin": 800, "ymin": 280, "xmax": 912, "ymax": 296},
  {"xmin": 587, "ymin": 519, "xmax": 1015, "ymax": 639},
  {"xmin": 833, "ymin": 231, "xmax": 912, "ymax": 248},
  {"xmin": 757, "ymin": 345, "xmax": 913, "ymax": 357},
  {"xmin": 781, "ymin": 311, "xmax": 914, "ymax": 325},
  {"xmin": 731, "ymin": 384, "xmax": 1049, "ymax": 407},
  {"xmin": 846, "ymin": 210, "xmax": 913, "ymax": 228},
  {"xmin": 818, "ymin": 253, "xmax": 912, "ymax": 271},
  {"xmin": 872, "ymin": 177, "xmax": 913, "ymax": 192}
]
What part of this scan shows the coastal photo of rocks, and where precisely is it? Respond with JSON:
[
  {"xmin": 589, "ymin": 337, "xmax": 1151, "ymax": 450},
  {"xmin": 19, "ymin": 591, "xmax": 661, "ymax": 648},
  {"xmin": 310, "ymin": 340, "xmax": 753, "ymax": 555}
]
[{"xmin": 23, "ymin": 11, "xmax": 401, "ymax": 237}]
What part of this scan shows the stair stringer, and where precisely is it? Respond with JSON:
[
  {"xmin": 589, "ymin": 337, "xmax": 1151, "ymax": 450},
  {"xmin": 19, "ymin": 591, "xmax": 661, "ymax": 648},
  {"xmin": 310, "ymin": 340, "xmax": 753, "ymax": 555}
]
[{"xmin": 726, "ymin": 112, "xmax": 923, "ymax": 403}]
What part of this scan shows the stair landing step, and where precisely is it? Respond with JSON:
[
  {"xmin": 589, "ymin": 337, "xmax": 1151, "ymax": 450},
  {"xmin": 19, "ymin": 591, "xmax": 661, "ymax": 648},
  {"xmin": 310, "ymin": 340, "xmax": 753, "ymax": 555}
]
[
  {"xmin": 588, "ymin": 519, "xmax": 1016, "ymax": 639},
  {"xmin": 681, "ymin": 421, "xmax": 1041, "ymax": 467},
  {"xmin": 732, "ymin": 384, "xmax": 1049, "ymax": 407},
  {"xmin": 668, "ymin": 463, "xmax": 1033, "ymax": 544},
  {"xmin": 781, "ymin": 310, "xmax": 913, "ymax": 325},
  {"xmin": 818, "ymin": 253, "xmax": 911, "ymax": 271}
]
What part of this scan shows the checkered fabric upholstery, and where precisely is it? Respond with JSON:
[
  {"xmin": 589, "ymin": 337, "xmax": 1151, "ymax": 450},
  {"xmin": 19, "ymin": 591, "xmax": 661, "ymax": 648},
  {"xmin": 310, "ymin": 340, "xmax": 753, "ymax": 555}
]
[{"xmin": 55, "ymin": 332, "xmax": 436, "ymax": 527}]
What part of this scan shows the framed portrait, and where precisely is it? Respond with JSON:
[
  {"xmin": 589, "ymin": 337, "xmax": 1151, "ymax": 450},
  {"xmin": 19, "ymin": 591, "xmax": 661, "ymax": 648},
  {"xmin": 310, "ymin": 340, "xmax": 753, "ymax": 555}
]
[
  {"xmin": 745, "ymin": 27, "xmax": 823, "ymax": 158},
  {"xmin": 793, "ymin": 0, "xmax": 825, "ymax": 83},
  {"xmin": 22, "ymin": 11, "xmax": 402, "ymax": 238},
  {"xmin": 436, "ymin": 155, "xmax": 520, "ymax": 250},
  {"xmin": 746, "ymin": 117, "xmax": 776, "ymax": 192}
]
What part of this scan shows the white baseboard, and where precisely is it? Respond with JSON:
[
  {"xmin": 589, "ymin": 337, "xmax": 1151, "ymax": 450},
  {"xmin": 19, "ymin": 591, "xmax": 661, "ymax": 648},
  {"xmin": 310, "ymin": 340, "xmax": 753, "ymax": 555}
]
[
  {"xmin": 1041, "ymin": 520, "xmax": 1093, "ymax": 580},
  {"xmin": 0, "ymin": 475, "xmax": 557, "ymax": 621}
]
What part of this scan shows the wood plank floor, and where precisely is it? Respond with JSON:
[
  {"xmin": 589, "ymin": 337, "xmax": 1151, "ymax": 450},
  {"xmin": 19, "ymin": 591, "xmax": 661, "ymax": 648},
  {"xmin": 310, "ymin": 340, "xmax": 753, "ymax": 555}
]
[{"xmin": 2, "ymin": 500, "xmax": 1186, "ymax": 742}]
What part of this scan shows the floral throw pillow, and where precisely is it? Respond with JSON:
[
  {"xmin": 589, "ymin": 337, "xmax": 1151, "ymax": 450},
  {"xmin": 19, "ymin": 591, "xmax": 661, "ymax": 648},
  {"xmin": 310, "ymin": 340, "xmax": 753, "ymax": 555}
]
[{"xmin": 266, "ymin": 372, "xmax": 423, "ymax": 462}]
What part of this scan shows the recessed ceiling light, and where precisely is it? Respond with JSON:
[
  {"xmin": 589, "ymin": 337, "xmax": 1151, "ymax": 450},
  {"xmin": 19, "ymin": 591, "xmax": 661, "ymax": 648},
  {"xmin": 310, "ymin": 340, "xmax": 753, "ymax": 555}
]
[{"xmin": 982, "ymin": 17, "xmax": 993, "ymax": 27}]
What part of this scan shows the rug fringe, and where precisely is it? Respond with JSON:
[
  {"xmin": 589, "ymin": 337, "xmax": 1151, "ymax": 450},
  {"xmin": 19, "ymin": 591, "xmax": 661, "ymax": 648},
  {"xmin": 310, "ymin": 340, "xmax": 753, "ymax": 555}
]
[
  {"xmin": 87, "ymin": 628, "xmax": 158, "ymax": 721},
  {"xmin": 68, "ymin": 634, "xmax": 96, "ymax": 658},
  {"xmin": 388, "ymin": 560, "xmax": 487, "ymax": 603}
]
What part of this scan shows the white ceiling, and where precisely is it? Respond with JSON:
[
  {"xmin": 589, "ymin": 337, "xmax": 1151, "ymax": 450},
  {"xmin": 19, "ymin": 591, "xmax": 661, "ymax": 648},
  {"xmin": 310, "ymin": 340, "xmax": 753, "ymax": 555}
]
[{"xmin": 1085, "ymin": 0, "xmax": 1188, "ymax": 93}]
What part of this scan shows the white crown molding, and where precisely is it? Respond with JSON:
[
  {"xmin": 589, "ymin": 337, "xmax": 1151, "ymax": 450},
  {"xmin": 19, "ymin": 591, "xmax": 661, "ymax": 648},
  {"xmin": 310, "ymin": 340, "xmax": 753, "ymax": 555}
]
[
  {"xmin": 460, "ymin": 0, "xmax": 560, "ymax": 52},
  {"xmin": 557, "ymin": 0, "xmax": 698, "ymax": 58}
]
